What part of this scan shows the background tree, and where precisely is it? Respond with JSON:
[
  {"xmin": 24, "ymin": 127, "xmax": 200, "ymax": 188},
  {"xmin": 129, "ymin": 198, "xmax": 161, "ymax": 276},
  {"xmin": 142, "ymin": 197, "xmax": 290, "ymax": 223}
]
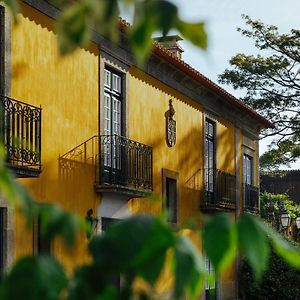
[{"xmin": 219, "ymin": 15, "xmax": 300, "ymax": 170}]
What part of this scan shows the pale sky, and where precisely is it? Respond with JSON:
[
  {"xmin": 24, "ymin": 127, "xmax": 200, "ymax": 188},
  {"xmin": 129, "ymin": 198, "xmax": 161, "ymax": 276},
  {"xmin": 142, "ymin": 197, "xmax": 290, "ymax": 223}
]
[
  {"xmin": 121, "ymin": 0, "xmax": 300, "ymax": 169},
  {"xmin": 171, "ymin": 0, "xmax": 300, "ymax": 169}
]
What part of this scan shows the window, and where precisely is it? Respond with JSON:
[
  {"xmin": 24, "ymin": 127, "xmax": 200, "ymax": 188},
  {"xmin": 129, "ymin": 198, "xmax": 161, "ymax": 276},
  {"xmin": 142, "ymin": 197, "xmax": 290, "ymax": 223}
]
[
  {"xmin": 101, "ymin": 217, "xmax": 117, "ymax": 233},
  {"xmin": 243, "ymin": 154, "xmax": 253, "ymax": 185},
  {"xmin": 0, "ymin": 208, "xmax": 6, "ymax": 274},
  {"xmin": 166, "ymin": 177, "xmax": 178, "ymax": 224},
  {"xmin": 243, "ymin": 154, "xmax": 258, "ymax": 211},
  {"xmin": 33, "ymin": 215, "xmax": 51, "ymax": 255},
  {"xmin": 103, "ymin": 67, "xmax": 123, "ymax": 169},
  {"xmin": 205, "ymin": 119, "xmax": 216, "ymax": 201},
  {"xmin": 163, "ymin": 169, "xmax": 179, "ymax": 224},
  {"xmin": 205, "ymin": 256, "xmax": 216, "ymax": 300}
]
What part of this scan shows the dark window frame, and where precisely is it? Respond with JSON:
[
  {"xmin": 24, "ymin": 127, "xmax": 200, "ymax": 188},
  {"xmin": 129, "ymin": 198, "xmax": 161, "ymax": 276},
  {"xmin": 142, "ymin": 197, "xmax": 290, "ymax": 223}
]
[
  {"xmin": 33, "ymin": 213, "xmax": 52, "ymax": 255},
  {"xmin": 162, "ymin": 169, "xmax": 179, "ymax": 225},
  {"xmin": 103, "ymin": 66, "xmax": 125, "ymax": 137}
]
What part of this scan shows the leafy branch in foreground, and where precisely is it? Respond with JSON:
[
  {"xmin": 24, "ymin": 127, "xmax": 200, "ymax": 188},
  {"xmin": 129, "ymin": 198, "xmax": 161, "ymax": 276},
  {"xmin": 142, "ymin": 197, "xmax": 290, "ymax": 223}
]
[
  {"xmin": 3, "ymin": 0, "xmax": 207, "ymax": 63},
  {"xmin": 219, "ymin": 15, "xmax": 300, "ymax": 170},
  {"xmin": 0, "ymin": 156, "xmax": 299, "ymax": 300}
]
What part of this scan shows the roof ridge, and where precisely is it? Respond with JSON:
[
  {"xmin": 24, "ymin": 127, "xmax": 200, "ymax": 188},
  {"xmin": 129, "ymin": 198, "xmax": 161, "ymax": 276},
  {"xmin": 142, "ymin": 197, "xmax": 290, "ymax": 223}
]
[{"xmin": 117, "ymin": 17, "xmax": 274, "ymax": 129}]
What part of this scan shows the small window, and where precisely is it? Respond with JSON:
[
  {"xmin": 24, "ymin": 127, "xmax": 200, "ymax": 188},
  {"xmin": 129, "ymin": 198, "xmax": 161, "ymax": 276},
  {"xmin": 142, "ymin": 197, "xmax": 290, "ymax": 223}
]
[
  {"xmin": 33, "ymin": 215, "xmax": 51, "ymax": 255},
  {"xmin": 101, "ymin": 217, "xmax": 117, "ymax": 233},
  {"xmin": 163, "ymin": 169, "xmax": 179, "ymax": 225},
  {"xmin": 166, "ymin": 177, "xmax": 178, "ymax": 224},
  {"xmin": 0, "ymin": 208, "xmax": 6, "ymax": 274}
]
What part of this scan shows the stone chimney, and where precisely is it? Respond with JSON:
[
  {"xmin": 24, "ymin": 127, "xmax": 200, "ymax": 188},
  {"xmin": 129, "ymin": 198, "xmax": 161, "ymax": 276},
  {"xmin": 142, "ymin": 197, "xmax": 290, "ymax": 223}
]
[{"xmin": 154, "ymin": 35, "xmax": 184, "ymax": 59}]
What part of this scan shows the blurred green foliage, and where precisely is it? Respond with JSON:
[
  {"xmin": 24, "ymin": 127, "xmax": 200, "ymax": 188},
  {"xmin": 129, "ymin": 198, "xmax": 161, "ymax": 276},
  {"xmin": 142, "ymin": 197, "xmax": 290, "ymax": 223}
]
[
  {"xmin": 239, "ymin": 244, "xmax": 300, "ymax": 300},
  {"xmin": 3, "ymin": 0, "xmax": 207, "ymax": 64},
  {"xmin": 260, "ymin": 192, "xmax": 300, "ymax": 221}
]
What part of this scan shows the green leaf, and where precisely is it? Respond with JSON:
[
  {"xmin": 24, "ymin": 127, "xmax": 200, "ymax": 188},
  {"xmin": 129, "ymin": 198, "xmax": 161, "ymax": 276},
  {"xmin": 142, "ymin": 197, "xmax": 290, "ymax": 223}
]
[
  {"xmin": 89, "ymin": 215, "xmax": 174, "ymax": 284},
  {"xmin": 203, "ymin": 214, "xmax": 237, "ymax": 274},
  {"xmin": 256, "ymin": 219, "xmax": 300, "ymax": 269},
  {"xmin": 0, "ymin": 155, "xmax": 36, "ymax": 225},
  {"xmin": 176, "ymin": 20, "xmax": 207, "ymax": 49},
  {"xmin": 57, "ymin": 1, "xmax": 92, "ymax": 55},
  {"xmin": 237, "ymin": 214, "xmax": 270, "ymax": 281},
  {"xmin": 38, "ymin": 203, "xmax": 84, "ymax": 248},
  {"xmin": 174, "ymin": 235, "xmax": 206, "ymax": 300},
  {"xmin": 0, "ymin": 256, "xmax": 67, "ymax": 300},
  {"xmin": 94, "ymin": 0, "xmax": 120, "ymax": 42},
  {"xmin": 3, "ymin": 0, "xmax": 19, "ymax": 22},
  {"xmin": 129, "ymin": 20, "xmax": 154, "ymax": 66}
]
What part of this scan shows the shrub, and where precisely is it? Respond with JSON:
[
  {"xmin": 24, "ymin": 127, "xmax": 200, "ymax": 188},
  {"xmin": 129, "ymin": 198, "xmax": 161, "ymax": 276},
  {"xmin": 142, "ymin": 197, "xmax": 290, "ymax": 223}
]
[{"xmin": 239, "ymin": 243, "xmax": 300, "ymax": 300}]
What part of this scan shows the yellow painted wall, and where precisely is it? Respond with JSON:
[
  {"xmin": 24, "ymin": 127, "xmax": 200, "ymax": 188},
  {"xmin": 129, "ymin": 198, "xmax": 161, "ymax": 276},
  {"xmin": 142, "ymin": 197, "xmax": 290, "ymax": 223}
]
[
  {"xmin": 9, "ymin": 4, "xmax": 260, "ymax": 296},
  {"xmin": 128, "ymin": 67, "xmax": 204, "ymax": 222},
  {"xmin": 127, "ymin": 67, "xmax": 238, "ymax": 298},
  {"xmin": 11, "ymin": 3, "xmax": 99, "ymax": 269},
  {"xmin": 128, "ymin": 67, "xmax": 237, "ymax": 222}
]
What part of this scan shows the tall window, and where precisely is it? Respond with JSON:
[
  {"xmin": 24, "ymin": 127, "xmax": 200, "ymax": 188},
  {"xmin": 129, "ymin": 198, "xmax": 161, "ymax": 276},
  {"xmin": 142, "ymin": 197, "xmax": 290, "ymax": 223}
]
[
  {"xmin": 243, "ymin": 154, "xmax": 253, "ymax": 185},
  {"xmin": 104, "ymin": 68, "xmax": 122, "ymax": 168},
  {"xmin": 205, "ymin": 119, "xmax": 216, "ymax": 201}
]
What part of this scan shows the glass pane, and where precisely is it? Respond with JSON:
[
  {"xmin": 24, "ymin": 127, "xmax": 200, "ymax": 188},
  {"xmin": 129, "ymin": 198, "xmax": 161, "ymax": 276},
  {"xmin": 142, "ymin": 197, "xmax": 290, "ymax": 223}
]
[
  {"xmin": 104, "ymin": 93, "xmax": 111, "ymax": 135},
  {"xmin": 104, "ymin": 69, "xmax": 111, "ymax": 87},
  {"xmin": 113, "ymin": 74, "xmax": 121, "ymax": 93}
]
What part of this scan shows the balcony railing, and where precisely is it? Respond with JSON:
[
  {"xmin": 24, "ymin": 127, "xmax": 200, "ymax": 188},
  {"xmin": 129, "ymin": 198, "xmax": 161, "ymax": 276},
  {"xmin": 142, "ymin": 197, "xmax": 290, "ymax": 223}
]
[
  {"xmin": 243, "ymin": 183, "xmax": 259, "ymax": 213},
  {"xmin": 98, "ymin": 135, "xmax": 153, "ymax": 193},
  {"xmin": 0, "ymin": 96, "xmax": 42, "ymax": 177},
  {"xmin": 202, "ymin": 169, "xmax": 236, "ymax": 210}
]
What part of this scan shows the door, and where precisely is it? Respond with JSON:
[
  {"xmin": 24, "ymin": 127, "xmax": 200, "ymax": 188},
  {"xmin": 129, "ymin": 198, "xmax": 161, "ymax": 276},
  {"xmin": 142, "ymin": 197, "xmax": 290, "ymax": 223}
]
[{"xmin": 103, "ymin": 68, "xmax": 123, "ymax": 184}]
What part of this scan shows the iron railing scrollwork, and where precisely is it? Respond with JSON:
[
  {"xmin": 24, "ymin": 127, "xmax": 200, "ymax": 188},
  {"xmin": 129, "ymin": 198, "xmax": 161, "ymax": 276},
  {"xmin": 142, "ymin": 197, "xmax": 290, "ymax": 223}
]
[
  {"xmin": 203, "ymin": 169, "xmax": 236, "ymax": 209},
  {"xmin": 100, "ymin": 135, "xmax": 153, "ymax": 191},
  {"xmin": 0, "ymin": 96, "xmax": 42, "ymax": 173},
  {"xmin": 243, "ymin": 183, "xmax": 259, "ymax": 213}
]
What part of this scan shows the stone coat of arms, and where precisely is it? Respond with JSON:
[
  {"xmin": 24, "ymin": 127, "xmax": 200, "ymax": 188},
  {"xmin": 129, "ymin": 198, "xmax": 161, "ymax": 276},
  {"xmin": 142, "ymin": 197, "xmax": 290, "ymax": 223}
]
[{"xmin": 166, "ymin": 99, "xmax": 176, "ymax": 147}]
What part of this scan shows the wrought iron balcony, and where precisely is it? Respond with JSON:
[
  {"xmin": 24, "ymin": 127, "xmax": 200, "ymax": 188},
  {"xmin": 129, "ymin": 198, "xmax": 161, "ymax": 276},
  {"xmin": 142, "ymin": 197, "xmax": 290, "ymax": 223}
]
[
  {"xmin": 96, "ymin": 135, "xmax": 153, "ymax": 196},
  {"xmin": 0, "ymin": 96, "xmax": 42, "ymax": 177},
  {"xmin": 201, "ymin": 169, "xmax": 236, "ymax": 210},
  {"xmin": 243, "ymin": 183, "xmax": 259, "ymax": 213}
]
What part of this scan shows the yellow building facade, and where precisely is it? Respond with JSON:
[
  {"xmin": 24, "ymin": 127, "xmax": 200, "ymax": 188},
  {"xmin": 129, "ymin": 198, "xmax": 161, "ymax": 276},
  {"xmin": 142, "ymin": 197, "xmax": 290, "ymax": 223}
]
[{"xmin": 0, "ymin": 1, "xmax": 273, "ymax": 299}]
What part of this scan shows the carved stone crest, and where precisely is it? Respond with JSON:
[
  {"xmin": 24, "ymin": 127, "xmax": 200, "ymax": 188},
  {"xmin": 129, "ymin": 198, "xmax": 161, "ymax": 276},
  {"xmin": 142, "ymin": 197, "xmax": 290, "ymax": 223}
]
[{"xmin": 166, "ymin": 99, "xmax": 176, "ymax": 147}]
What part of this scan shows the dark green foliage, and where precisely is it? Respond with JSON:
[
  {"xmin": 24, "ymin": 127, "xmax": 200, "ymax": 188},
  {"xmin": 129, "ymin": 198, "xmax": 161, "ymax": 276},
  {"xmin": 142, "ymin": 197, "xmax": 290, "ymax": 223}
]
[
  {"xmin": 0, "ymin": 256, "xmax": 68, "ymax": 300},
  {"xmin": 239, "ymin": 246, "xmax": 300, "ymax": 300},
  {"xmin": 260, "ymin": 192, "xmax": 300, "ymax": 222},
  {"xmin": 130, "ymin": 0, "xmax": 206, "ymax": 63},
  {"xmin": 219, "ymin": 15, "xmax": 300, "ymax": 170},
  {"xmin": 203, "ymin": 214, "xmax": 236, "ymax": 275},
  {"xmin": 174, "ymin": 236, "xmax": 206, "ymax": 299},
  {"xmin": 237, "ymin": 214, "xmax": 270, "ymax": 282},
  {"xmin": 4, "ymin": 0, "xmax": 208, "ymax": 63}
]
